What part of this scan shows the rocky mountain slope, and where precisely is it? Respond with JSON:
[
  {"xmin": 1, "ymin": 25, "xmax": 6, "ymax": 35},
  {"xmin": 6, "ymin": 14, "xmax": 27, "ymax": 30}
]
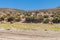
[{"xmin": 0, "ymin": 7, "xmax": 60, "ymax": 23}]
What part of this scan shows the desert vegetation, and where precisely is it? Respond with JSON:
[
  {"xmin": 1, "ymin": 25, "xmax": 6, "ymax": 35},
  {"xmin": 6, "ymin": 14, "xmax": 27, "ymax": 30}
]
[{"xmin": 0, "ymin": 7, "xmax": 60, "ymax": 24}]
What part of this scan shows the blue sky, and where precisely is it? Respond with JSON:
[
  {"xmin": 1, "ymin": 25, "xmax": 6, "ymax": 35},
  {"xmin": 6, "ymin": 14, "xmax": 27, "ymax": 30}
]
[{"xmin": 0, "ymin": 0, "xmax": 60, "ymax": 10}]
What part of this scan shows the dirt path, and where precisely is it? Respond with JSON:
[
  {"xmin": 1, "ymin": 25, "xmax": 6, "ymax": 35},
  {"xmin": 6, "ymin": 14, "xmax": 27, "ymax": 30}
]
[
  {"xmin": 0, "ymin": 29, "xmax": 60, "ymax": 40},
  {"xmin": 0, "ymin": 32, "xmax": 59, "ymax": 40}
]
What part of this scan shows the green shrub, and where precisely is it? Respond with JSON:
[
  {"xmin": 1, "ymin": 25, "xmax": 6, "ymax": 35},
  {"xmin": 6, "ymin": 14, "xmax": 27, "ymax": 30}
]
[
  {"xmin": 44, "ymin": 15, "xmax": 49, "ymax": 18},
  {"xmin": 52, "ymin": 17, "xmax": 60, "ymax": 23},
  {"xmin": 43, "ymin": 18, "xmax": 50, "ymax": 23}
]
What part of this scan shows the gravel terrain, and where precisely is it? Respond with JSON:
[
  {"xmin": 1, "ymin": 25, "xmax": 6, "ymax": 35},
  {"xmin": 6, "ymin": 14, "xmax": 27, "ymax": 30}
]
[{"xmin": 0, "ymin": 28, "xmax": 60, "ymax": 40}]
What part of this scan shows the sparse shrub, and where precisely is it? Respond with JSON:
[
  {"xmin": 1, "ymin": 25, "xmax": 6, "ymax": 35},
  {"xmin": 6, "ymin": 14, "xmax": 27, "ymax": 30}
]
[
  {"xmin": 0, "ymin": 17, "xmax": 4, "ymax": 21},
  {"xmin": 7, "ymin": 17, "xmax": 14, "ymax": 22},
  {"xmin": 43, "ymin": 18, "xmax": 50, "ymax": 23},
  {"xmin": 25, "ymin": 16, "xmax": 34, "ymax": 23},
  {"xmin": 50, "ymin": 15, "xmax": 54, "ymax": 17},
  {"xmin": 52, "ymin": 17, "xmax": 60, "ymax": 23},
  {"xmin": 44, "ymin": 15, "xmax": 49, "ymax": 18},
  {"xmin": 36, "ymin": 15, "xmax": 44, "ymax": 23},
  {"xmin": 15, "ymin": 17, "xmax": 21, "ymax": 22}
]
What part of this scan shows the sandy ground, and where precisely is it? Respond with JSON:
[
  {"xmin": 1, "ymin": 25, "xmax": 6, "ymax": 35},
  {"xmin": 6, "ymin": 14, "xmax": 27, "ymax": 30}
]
[{"xmin": 0, "ymin": 28, "xmax": 60, "ymax": 40}]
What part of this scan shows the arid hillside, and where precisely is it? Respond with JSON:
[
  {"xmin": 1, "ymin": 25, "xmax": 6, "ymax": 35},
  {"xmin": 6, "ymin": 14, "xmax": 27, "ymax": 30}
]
[{"xmin": 0, "ymin": 7, "xmax": 60, "ymax": 23}]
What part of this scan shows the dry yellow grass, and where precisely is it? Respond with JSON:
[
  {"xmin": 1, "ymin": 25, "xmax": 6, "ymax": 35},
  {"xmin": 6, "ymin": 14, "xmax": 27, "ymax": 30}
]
[{"xmin": 0, "ymin": 23, "xmax": 60, "ymax": 31}]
